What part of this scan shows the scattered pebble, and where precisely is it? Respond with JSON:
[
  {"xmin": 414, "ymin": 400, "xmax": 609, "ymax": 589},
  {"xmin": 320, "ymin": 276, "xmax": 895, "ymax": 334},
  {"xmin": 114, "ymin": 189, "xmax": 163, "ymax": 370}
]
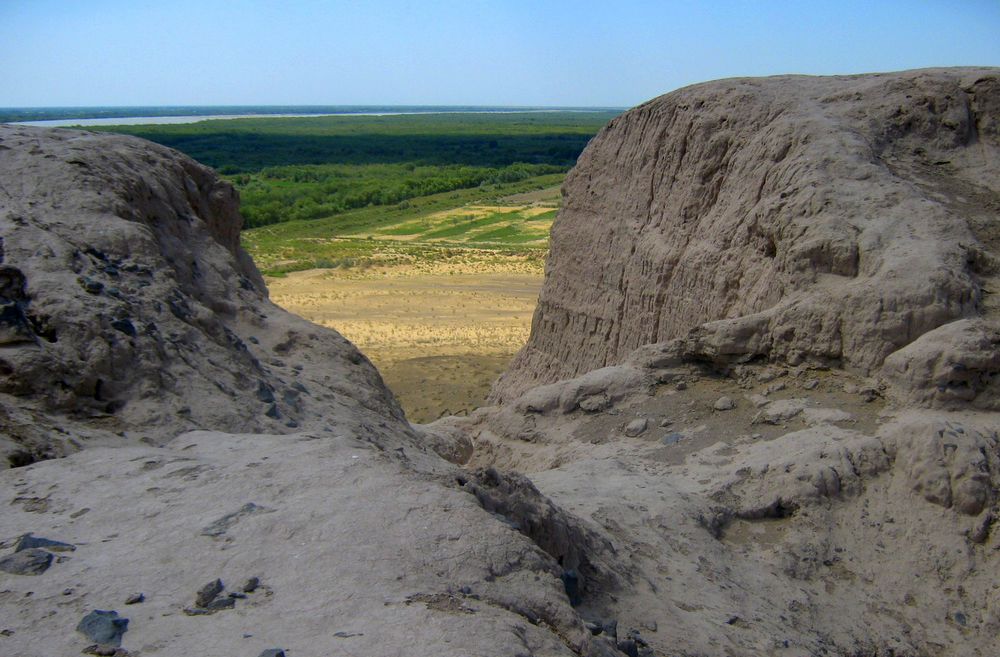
[
  {"xmin": 258, "ymin": 650, "xmax": 286, "ymax": 657},
  {"xmin": 803, "ymin": 378, "xmax": 819, "ymax": 390},
  {"xmin": 242, "ymin": 577, "xmax": 261, "ymax": 593},
  {"xmin": 124, "ymin": 593, "xmax": 144, "ymax": 605},
  {"xmin": 675, "ymin": 381, "xmax": 688, "ymax": 391}
]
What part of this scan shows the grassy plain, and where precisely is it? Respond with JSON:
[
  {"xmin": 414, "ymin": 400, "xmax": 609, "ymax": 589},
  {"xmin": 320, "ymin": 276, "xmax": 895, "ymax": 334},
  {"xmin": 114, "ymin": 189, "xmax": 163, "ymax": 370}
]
[{"xmin": 256, "ymin": 181, "xmax": 561, "ymax": 422}]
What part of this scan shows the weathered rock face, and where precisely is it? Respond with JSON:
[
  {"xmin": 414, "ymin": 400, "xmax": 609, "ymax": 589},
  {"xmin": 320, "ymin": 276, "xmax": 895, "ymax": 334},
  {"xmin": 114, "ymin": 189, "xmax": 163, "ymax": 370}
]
[
  {"xmin": 492, "ymin": 68, "xmax": 1000, "ymax": 402},
  {"xmin": 0, "ymin": 125, "xmax": 404, "ymax": 463}
]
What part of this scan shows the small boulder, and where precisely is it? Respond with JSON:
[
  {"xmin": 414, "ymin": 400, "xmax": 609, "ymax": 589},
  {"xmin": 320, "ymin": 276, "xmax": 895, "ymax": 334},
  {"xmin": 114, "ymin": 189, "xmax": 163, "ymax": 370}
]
[
  {"xmin": 761, "ymin": 398, "xmax": 807, "ymax": 424},
  {"xmin": 195, "ymin": 578, "xmax": 224, "ymax": 608},
  {"xmin": 76, "ymin": 610, "xmax": 128, "ymax": 647},
  {"xmin": 713, "ymin": 396, "xmax": 736, "ymax": 411},
  {"xmin": 624, "ymin": 418, "xmax": 648, "ymax": 437},
  {"xmin": 579, "ymin": 393, "xmax": 611, "ymax": 413},
  {"xmin": 259, "ymin": 650, "xmax": 286, "ymax": 657},
  {"xmin": 0, "ymin": 548, "xmax": 53, "ymax": 575}
]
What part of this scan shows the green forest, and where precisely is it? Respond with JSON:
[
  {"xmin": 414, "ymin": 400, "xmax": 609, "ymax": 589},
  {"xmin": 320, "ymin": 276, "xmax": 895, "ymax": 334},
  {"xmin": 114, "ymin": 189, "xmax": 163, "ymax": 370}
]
[{"xmin": 91, "ymin": 111, "xmax": 617, "ymax": 232}]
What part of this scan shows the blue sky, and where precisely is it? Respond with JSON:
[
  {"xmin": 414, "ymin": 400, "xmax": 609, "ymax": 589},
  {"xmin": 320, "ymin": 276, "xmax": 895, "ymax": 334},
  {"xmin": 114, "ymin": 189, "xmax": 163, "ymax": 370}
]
[{"xmin": 1, "ymin": 0, "xmax": 998, "ymax": 107}]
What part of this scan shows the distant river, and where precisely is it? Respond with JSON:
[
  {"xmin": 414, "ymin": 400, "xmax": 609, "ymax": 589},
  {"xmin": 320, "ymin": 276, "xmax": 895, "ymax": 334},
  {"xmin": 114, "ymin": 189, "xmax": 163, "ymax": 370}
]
[{"xmin": 10, "ymin": 107, "xmax": 611, "ymax": 128}]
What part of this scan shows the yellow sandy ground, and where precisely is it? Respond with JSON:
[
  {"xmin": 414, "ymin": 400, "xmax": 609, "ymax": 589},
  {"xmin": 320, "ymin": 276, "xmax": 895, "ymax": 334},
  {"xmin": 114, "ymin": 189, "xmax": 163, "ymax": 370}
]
[{"xmin": 267, "ymin": 262, "xmax": 543, "ymax": 423}]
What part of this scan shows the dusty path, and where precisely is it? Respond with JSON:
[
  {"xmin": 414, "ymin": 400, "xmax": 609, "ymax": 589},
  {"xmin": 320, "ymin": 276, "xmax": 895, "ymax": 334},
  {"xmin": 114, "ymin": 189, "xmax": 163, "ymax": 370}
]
[{"xmin": 267, "ymin": 265, "xmax": 542, "ymax": 422}]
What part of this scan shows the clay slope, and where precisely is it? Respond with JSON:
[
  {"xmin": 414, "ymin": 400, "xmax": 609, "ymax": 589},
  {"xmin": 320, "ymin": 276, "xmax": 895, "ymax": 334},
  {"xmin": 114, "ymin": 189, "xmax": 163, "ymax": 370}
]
[
  {"xmin": 0, "ymin": 125, "xmax": 405, "ymax": 463},
  {"xmin": 492, "ymin": 67, "xmax": 1000, "ymax": 402}
]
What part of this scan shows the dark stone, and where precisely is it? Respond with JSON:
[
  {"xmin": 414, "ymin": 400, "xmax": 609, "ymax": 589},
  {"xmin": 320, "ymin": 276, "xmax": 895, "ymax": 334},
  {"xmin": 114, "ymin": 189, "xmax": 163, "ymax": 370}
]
[
  {"xmin": 79, "ymin": 277, "xmax": 104, "ymax": 294},
  {"xmin": 248, "ymin": 336, "xmax": 260, "ymax": 344},
  {"xmin": 258, "ymin": 650, "xmax": 286, "ymax": 657},
  {"xmin": 584, "ymin": 620, "xmax": 602, "ymax": 635},
  {"xmin": 617, "ymin": 638, "xmax": 639, "ymax": 657},
  {"xmin": 0, "ymin": 265, "xmax": 27, "ymax": 300},
  {"xmin": 0, "ymin": 548, "xmax": 53, "ymax": 575},
  {"xmin": 111, "ymin": 319, "xmax": 136, "ymax": 337},
  {"xmin": 257, "ymin": 380, "xmax": 275, "ymax": 403},
  {"xmin": 84, "ymin": 247, "xmax": 109, "ymax": 262},
  {"xmin": 124, "ymin": 593, "xmax": 144, "ymax": 605},
  {"xmin": 0, "ymin": 301, "xmax": 34, "ymax": 343},
  {"xmin": 602, "ymin": 619, "xmax": 618, "ymax": 641},
  {"xmin": 76, "ymin": 610, "xmax": 128, "ymax": 647},
  {"xmin": 205, "ymin": 597, "xmax": 235, "ymax": 611},
  {"xmin": 265, "ymin": 403, "xmax": 281, "ymax": 419},
  {"xmin": 291, "ymin": 381, "xmax": 309, "ymax": 395},
  {"xmin": 16, "ymin": 533, "xmax": 76, "ymax": 553},
  {"xmin": 560, "ymin": 569, "xmax": 581, "ymax": 606},
  {"xmin": 627, "ymin": 630, "xmax": 648, "ymax": 646},
  {"xmin": 955, "ymin": 611, "xmax": 967, "ymax": 626},
  {"xmin": 195, "ymin": 578, "xmax": 224, "ymax": 607},
  {"xmin": 242, "ymin": 577, "xmax": 261, "ymax": 593},
  {"xmin": 227, "ymin": 591, "xmax": 247, "ymax": 599}
]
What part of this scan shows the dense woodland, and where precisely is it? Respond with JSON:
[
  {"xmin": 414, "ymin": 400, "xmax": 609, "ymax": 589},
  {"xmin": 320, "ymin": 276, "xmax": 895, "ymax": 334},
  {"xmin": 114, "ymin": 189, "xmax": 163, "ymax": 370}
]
[{"xmin": 88, "ymin": 111, "xmax": 618, "ymax": 228}]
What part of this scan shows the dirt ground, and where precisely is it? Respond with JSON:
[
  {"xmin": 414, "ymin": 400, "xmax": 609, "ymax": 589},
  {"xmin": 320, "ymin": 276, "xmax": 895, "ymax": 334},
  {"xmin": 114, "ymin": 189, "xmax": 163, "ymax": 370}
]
[{"xmin": 266, "ymin": 264, "xmax": 543, "ymax": 423}]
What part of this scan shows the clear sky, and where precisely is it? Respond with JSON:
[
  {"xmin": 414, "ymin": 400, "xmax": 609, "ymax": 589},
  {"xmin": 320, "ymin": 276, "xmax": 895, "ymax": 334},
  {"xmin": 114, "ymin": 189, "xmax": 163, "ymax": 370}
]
[{"xmin": 2, "ymin": 0, "xmax": 998, "ymax": 108}]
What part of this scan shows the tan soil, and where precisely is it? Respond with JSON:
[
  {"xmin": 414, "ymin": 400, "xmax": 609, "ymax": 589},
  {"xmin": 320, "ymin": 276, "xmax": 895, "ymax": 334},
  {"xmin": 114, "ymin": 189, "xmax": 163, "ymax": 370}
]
[{"xmin": 267, "ymin": 265, "xmax": 543, "ymax": 422}]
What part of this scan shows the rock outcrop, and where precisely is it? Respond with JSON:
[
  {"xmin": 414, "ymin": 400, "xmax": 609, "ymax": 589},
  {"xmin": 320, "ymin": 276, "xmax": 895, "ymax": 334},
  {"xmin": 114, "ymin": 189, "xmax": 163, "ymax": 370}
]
[
  {"xmin": 0, "ymin": 125, "xmax": 403, "ymax": 464},
  {"xmin": 492, "ymin": 67, "xmax": 1000, "ymax": 403}
]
